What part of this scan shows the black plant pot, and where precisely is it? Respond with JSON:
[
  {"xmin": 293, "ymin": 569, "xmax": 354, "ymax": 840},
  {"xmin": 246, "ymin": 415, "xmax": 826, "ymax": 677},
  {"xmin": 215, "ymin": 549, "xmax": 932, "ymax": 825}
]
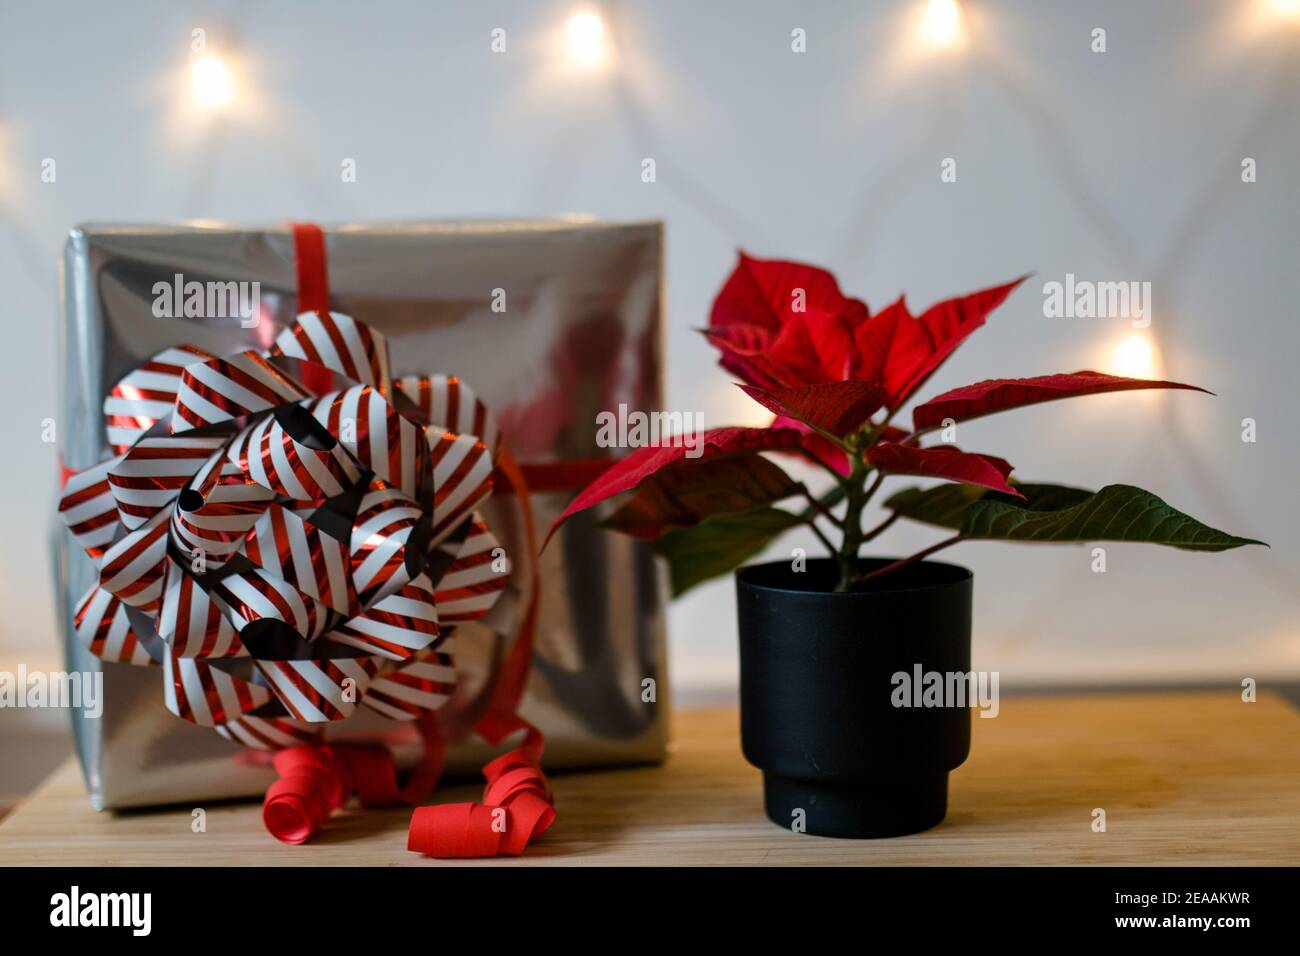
[{"xmin": 736, "ymin": 557, "xmax": 973, "ymax": 838}]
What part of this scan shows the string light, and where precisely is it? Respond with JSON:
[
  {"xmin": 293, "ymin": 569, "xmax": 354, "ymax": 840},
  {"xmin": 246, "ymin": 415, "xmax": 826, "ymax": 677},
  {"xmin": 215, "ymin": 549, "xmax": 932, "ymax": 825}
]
[
  {"xmin": 1107, "ymin": 333, "xmax": 1161, "ymax": 379},
  {"xmin": 921, "ymin": 0, "xmax": 963, "ymax": 49},
  {"xmin": 191, "ymin": 54, "xmax": 234, "ymax": 110},
  {"xmin": 567, "ymin": 11, "xmax": 609, "ymax": 69}
]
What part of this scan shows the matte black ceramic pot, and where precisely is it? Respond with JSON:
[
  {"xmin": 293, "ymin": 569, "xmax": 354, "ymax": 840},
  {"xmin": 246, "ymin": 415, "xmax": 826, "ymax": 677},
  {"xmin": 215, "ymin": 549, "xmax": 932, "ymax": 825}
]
[{"xmin": 736, "ymin": 557, "xmax": 973, "ymax": 838}]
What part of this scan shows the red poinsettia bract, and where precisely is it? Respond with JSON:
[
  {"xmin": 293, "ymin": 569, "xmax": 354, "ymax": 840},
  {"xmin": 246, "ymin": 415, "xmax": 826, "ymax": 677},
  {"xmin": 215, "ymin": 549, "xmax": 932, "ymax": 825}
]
[{"xmin": 550, "ymin": 253, "xmax": 1263, "ymax": 593}]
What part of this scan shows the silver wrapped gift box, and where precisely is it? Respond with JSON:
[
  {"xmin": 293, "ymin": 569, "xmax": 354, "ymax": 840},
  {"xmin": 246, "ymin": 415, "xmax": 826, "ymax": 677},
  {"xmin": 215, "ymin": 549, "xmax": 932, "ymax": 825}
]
[{"xmin": 55, "ymin": 219, "xmax": 668, "ymax": 809}]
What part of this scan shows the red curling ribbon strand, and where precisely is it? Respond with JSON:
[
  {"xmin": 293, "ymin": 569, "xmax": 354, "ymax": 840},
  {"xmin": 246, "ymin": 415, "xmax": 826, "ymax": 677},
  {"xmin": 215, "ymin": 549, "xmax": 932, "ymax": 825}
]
[
  {"xmin": 339, "ymin": 712, "xmax": 446, "ymax": 808},
  {"xmin": 263, "ymin": 715, "xmax": 448, "ymax": 844},
  {"xmin": 263, "ymin": 746, "xmax": 352, "ymax": 844},
  {"xmin": 341, "ymin": 746, "xmax": 401, "ymax": 809},
  {"xmin": 399, "ymin": 711, "xmax": 447, "ymax": 804},
  {"xmin": 406, "ymin": 725, "xmax": 556, "ymax": 858},
  {"xmin": 475, "ymin": 446, "xmax": 541, "ymax": 747}
]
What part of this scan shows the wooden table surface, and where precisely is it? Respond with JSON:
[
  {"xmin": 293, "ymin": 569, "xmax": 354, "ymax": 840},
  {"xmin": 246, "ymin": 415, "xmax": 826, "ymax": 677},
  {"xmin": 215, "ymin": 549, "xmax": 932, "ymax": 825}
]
[{"xmin": 2, "ymin": 691, "xmax": 1297, "ymax": 866}]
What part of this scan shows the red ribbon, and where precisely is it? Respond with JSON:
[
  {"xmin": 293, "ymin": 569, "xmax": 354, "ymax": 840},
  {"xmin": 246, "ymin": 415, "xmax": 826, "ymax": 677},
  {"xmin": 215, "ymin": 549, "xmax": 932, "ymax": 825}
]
[
  {"xmin": 290, "ymin": 223, "xmax": 341, "ymax": 397},
  {"xmin": 259, "ymin": 224, "xmax": 555, "ymax": 857},
  {"xmin": 408, "ymin": 724, "xmax": 555, "ymax": 857},
  {"xmin": 291, "ymin": 223, "xmax": 330, "ymax": 314},
  {"xmin": 506, "ymin": 459, "xmax": 613, "ymax": 494}
]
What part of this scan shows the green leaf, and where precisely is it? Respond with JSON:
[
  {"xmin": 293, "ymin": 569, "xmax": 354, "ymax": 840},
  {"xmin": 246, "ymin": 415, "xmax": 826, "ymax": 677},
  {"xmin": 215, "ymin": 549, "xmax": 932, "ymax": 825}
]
[
  {"xmin": 884, "ymin": 482, "xmax": 1094, "ymax": 531},
  {"xmin": 959, "ymin": 484, "xmax": 1265, "ymax": 551},
  {"xmin": 653, "ymin": 508, "xmax": 804, "ymax": 597}
]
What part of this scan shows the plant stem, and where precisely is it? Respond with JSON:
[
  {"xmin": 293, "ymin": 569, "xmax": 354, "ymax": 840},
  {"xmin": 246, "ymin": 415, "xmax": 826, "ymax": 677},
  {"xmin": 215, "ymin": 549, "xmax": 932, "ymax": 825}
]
[
  {"xmin": 799, "ymin": 486, "xmax": 837, "ymax": 523},
  {"xmin": 863, "ymin": 403, "xmax": 902, "ymax": 447},
  {"xmin": 802, "ymin": 516, "xmax": 837, "ymax": 556},
  {"xmin": 858, "ymin": 470, "xmax": 886, "ymax": 510},
  {"xmin": 860, "ymin": 511, "xmax": 899, "ymax": 543},
  {"xmin": 852, "ymin": 534, "xmax": 964, "ymax": 588},
  {"xmin": 796, "ymin": 484, "xmax": 845, "ymax": 561},
  {"xmin": 835, "ymin": 451, "xmax": 870, "ymax": 593}
]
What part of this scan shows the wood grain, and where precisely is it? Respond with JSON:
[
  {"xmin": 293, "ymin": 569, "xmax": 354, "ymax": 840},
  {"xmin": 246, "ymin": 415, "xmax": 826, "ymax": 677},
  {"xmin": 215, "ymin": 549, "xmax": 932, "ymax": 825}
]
[{"xmin": 1, "ymin": 691, "xmax": 1297, "ymax": 866}]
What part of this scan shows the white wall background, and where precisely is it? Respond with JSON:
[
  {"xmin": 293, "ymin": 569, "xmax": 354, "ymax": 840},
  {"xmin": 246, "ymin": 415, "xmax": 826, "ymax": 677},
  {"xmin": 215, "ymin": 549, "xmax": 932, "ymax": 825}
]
[{"xmin": 1, "ymin": 0, "xmax": 1297, "ymax": 698}]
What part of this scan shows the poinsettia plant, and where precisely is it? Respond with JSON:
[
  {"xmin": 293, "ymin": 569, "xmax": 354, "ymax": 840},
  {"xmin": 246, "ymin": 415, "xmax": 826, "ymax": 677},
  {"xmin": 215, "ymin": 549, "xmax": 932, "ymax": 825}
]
[{"xmin": 550, "ymin": 254, "xmax": 1265, "ymax": 594}]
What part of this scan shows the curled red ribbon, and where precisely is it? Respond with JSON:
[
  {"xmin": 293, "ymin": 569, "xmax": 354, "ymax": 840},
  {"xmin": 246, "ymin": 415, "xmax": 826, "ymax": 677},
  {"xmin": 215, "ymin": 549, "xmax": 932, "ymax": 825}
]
[
  {"xmin": 409, "ymin": 726, "xmax": 556, "ymax": 858},
  {"xmin": 261, "ymin": 715, "xmax": 556, "ymax": 855},
  {"xmin": 264, "ymin": 746, "xmax": 352, "ymax": 845},
  {"xmin": 262, "ymin": 710, "xmax": 451, "ymax": 844}
]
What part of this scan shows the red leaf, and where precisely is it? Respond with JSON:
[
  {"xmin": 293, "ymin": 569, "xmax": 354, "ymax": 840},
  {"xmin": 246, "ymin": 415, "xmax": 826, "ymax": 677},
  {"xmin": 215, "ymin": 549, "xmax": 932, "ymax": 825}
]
[
  {"xmin": 602, "ymin": 454, "xmax": 800, "ymax": 540},
  {"xmin": 800, "ymin": 308, "xmax": 858, "ymax": 381},
  {"xmin": 710, "ymin": 252, "xmax": 867, "ymax": 333},
  {"xmin": 701, "ymin": 323, "xmax": 783, "ymax": 389},
  {"xmin": 865, "ymin": 443, "xmax": 1024, "ymax": 497},
  {"xmin": 701, "ymin": 322, "xmax": 771, "ymax": 358},
  {"xmin": 708, "ymin": 253, "xmax": 869, "ymax": 386},
  {"xmin": 911, "ymin": 371, "xmax": 1212, "ymax": 430},
  {"xmin": 740, "ymin": 379, "xmax": 885, "ymax": 437},
  {"xmin": 853, "ymin": 276, "xmax": 1027, "ymax": 408},
  {"xmin": 546, "ymin": 427, "xmax": 804, "ymax": 544},
  {"xmin": 763, "ymin": 312, "xmax": 832, "ymax": 385},
  {"xmin": 771, "ymin": 416, "xmax": 850, "ymax": 476}
]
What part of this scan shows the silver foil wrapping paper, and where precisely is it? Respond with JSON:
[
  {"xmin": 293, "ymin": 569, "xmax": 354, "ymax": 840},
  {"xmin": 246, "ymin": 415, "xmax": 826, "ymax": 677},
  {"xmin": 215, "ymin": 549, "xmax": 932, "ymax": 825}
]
[{"xmin": 56, "ymin": 219, "xmax": 668, "ymax": 809}]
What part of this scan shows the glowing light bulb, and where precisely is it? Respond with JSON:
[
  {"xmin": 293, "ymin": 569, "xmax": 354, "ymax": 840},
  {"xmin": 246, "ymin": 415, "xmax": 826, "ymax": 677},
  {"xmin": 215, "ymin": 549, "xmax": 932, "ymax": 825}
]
[
  {"xmin": 922, "ymin": 0, "xmax": 962, "ymax": 48},
  {"xmin": 191, "ymin": 55, "xmax": 233, "ymax": 109},
  {"xmin": 1108, "ymin": 334, "xmax": 1160, "ymax": 379},
  {"xmin": 1275, "ymin": 0, "xmax": 1300, "ymax": 18},
  {"xmin": 567, "ymin": 12, "xmax": 608, "ymax": 68}
]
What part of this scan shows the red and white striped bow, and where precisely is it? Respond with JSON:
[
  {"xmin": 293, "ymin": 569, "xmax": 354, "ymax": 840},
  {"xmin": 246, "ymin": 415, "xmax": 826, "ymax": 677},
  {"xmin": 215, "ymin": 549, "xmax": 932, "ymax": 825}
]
[{"xmin": 61, "ymin": 309, "xmax": 511, "ymax": 746}]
